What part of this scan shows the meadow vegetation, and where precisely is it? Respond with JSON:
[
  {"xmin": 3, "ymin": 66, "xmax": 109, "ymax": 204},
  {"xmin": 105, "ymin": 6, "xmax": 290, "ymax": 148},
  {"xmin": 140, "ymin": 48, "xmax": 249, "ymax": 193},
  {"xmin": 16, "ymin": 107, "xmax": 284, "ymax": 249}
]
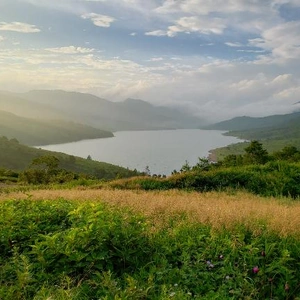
[
  {"xmin": 1, "ymin": 141, "xmax": 300, "ymax": 299},
  {"xmin": 1, "ymin": 191, "xmax": 300, "ymax": 299}
]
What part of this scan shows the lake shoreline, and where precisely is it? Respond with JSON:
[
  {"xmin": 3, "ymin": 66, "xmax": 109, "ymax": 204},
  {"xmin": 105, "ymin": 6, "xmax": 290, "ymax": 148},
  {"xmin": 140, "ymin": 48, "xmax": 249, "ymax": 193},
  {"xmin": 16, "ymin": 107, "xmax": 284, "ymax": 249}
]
[{"xmin": 39, "ymin": 129, "xmax": 242, "ymax": 175}]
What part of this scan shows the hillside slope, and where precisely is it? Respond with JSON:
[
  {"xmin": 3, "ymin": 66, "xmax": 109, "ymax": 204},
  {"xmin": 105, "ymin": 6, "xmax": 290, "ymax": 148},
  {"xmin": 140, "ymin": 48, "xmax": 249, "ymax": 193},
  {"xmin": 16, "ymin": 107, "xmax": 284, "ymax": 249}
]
[
  {"xmin": 0, "ymin": 110, "xmax": 113, "ymax": 146},
  {"xmin": 0, "ymin": 136, "xmax": 137, "ymax": 179},
  {"xmin": 207, "ymin": 112, "xmax": 300, "ymax": 160},
  {"xmin": 204, "ymin": 112, "xmax": 300, "ymax": 131}
]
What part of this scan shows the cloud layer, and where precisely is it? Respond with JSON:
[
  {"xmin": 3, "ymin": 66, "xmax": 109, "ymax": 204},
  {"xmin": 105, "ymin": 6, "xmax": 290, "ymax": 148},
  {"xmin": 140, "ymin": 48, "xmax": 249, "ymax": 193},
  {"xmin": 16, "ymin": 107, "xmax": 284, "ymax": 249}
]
[{"xmin": 0, "ymin": 0, "xmax": 299, "ymax": 121}]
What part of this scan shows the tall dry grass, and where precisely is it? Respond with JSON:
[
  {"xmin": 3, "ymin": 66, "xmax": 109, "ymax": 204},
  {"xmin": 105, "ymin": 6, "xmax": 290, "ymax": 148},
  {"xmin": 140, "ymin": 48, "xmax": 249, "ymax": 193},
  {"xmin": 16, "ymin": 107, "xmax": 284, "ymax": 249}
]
[{"xmin": 1, "ymin": 188, "xmax": 300, "ymax": 237}]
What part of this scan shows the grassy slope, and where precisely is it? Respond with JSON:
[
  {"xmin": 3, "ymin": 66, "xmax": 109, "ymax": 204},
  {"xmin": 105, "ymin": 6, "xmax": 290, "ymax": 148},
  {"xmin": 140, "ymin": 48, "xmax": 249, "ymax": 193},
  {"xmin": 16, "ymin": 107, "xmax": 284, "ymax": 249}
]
[
  {"xmin": 0, "ymin": 137, "xmax": 136, "ymax": 179},
  {"xmin": 0, "ymin": 110, "xmax": 113, "ymax": 146},
  {"xmin": 5, "ymin": 188, "xmax": 299, "ymax": 236},
  {"xmin": 1, "ymin": 189, "xmax": 300, "ymax": 299}
]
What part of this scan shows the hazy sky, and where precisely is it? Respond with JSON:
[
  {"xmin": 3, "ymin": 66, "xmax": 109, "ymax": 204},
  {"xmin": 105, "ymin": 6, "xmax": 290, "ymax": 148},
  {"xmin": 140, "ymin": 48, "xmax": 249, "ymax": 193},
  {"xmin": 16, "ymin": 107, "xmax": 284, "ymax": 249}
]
[{"xmin": 0, "ymin": 0, "xmax": 300, "ymax": 120}]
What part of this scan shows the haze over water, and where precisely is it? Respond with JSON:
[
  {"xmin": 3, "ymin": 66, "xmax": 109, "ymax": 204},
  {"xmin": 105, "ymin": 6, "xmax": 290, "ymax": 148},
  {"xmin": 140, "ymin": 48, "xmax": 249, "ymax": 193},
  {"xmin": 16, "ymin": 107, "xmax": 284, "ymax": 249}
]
[{"xmin": 40, "ymin": 129, "xmax": 242, "ymax": 175}]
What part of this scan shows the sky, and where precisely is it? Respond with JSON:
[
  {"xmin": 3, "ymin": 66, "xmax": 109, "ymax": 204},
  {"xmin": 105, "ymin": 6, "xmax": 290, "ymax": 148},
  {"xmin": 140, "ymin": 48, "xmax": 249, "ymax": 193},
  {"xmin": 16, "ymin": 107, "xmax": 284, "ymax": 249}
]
[{"xmin": 0, "ymin": 0, "xmax": 300, "ymax": 121}]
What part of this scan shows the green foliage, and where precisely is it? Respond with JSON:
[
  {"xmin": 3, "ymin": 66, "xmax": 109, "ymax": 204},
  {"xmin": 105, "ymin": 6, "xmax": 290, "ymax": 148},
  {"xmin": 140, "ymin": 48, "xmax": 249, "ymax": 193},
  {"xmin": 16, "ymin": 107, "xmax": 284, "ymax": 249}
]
[
  {"xmin": 31, "ymin": 155, "xmax": 60, "ymax": 171},
  {"xmin": 273, "ymin": 146, "xmax": 300, "ymax": 162},
  {"xmin": 244, "ymin": 141, "xmax": 269, "ymax": 164},
  {"xmin": 112, "ymin": 161, "xmax": 300, "ymax": 198},
  {"xmin": 0, "ymin": 168, "xmax": 19, "ymax": 183},
  {"xmin": 1, "ymin": 199, "xmax": 300, "ymax": 299}
]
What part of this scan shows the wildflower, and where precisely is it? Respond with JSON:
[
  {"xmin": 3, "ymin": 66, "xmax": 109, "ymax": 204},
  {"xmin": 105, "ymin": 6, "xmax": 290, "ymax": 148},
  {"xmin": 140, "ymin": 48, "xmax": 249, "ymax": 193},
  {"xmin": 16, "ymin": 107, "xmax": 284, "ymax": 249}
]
[
  {"xmin": 219, "ymin": 255, "xmax": 224, "ymax": 260},
  {"xmin": 252, "ymin": 266, "xmax": 259, "ymax": 274},
  {"xmin": 206, "ymin": 260, "xmax": 214, "ymax": 268},
  {"xmin": 285, "ymin": 282, "xmax": 290, "ymax": 292},
  {"xmin": 261, "ymin": 251, "xmax": 266, "ymax": 257},
  {"xmin": 169, "ymin": 292, "xmax": 176, "ymax": 297},
  {"xmin": 225, "ymin": 275, "xmax": 230, "ymax": 280}
]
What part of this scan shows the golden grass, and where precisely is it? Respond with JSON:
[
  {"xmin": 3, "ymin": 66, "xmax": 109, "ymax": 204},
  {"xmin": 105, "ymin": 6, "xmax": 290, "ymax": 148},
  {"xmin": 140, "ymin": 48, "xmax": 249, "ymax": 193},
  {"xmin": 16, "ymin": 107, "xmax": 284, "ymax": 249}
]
[{"xmin": 1, "ymin": 188, "xmax": 300, "ymax": 237}]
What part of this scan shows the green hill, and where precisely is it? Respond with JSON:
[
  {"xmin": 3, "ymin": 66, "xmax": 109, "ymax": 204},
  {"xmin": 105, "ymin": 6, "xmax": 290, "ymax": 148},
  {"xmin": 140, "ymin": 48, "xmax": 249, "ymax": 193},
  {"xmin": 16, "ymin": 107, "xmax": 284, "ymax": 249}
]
[
  {"xmin": 0, "ymin": 110, "xmax": 113, "ymax": 146},
  {"xmin": 0, "ymin": 136, "xmax": 137, "ymax": 179},
  {"xmin": 204, "ymin": 112, "xmax": 300, "ymax": 131},
  {"xmin": 225, "ymin": 116, "xmax": 300, "ymax": 141},
  {"xmin": 208, "ymin": 112, "xmax": 300, "ymax": 160}
]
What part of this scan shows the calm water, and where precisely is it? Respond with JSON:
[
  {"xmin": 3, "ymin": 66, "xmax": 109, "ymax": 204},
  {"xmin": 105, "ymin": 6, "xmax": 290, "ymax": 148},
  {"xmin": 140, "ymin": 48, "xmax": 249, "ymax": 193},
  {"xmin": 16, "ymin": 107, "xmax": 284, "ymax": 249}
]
[{"xmin": 39, "ymin": 129, "xmax": 241, "ymax": 175}]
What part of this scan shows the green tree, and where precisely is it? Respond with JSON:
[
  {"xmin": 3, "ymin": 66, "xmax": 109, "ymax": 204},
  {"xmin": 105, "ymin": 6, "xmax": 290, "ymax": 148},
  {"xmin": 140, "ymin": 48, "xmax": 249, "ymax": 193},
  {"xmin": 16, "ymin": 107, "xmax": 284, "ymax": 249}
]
[
  {"xmin": 273, "ymin": 146, "xmax": 299, "ymax": 161},
  {"xmin": 180, "ymin": 160, "xmax": 191, "ymax": 173},
  {"xmin": 244, "ymin": 140, "xmax": 269, "ymax": 165},
  {"xmin": 222, "ymin": 154, "xmax": 244, "ymax": 167},
  {"xmin": 31, "ymin": 155, "xmax": 60, "ymax": 172},
  {"xmin": 193, "ymin": 157, "xmax": 211, "ymax": 171}
]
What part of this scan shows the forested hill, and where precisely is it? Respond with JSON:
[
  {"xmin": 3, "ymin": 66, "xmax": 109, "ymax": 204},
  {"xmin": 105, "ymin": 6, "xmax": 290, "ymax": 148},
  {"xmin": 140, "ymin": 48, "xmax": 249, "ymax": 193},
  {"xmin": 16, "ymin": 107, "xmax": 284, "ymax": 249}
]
[
  {"xmin": 12, "ymin": 90, "xmax": 204, "ymax": 131},
  {"xmin": 225, "ymin": 116, "xmax": 300, "ymax": 141},
  {"xmin": 0, "ymin": 110, "xmax": 113, "ymax": 146},
  {"xmin": 204, "ymin": 111, "xmax": 300, "ymax": 131},
  {"xmin": 206, "ymin": 111, "xmax": 300, "ymax": 159},
  {"xmin": 0, "ymin": 136, "xmax": 137, "ymax": 179}
]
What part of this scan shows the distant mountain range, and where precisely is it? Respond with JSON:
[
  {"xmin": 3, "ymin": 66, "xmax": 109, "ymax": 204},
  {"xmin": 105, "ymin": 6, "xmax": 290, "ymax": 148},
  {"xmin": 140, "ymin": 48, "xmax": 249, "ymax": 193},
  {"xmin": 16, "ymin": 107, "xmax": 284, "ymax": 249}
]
[{"xmin": 0, "ymin": 90, "xmax": 204, "ymax": 132}]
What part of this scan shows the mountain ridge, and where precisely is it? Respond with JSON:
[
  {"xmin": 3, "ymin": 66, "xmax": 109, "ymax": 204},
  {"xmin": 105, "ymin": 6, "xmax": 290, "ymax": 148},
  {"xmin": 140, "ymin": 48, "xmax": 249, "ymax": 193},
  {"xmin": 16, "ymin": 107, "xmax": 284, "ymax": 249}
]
[{"xmin": 14, "ymin": 90, "xmax": 205, "ymax": 131}]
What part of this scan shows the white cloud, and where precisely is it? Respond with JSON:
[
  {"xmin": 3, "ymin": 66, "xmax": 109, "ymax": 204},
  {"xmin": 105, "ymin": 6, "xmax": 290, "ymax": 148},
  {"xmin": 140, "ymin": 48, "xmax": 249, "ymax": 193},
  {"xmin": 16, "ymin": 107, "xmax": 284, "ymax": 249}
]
[
  {"xmin": 46, "ymin": 46, "xmax": 95, "ymax": 54},
  {"xmin": 152, "ymin": 0, "xmax": 285, "ymax": 39},
  {"xmin": 0, "ymin": 22, "xmax": 40, "ymax": 33},
  {"xmin": 0, "ymin": 36, "xmax": 5, "ymax": 42},
  {"xmin": 149, "ymin": 57, "xmax": 164, "ymax": 62},
  {"xmin": 249, "ymin": 21, "xmax": 300, "ymax": 61},
  {"xmin": 145, "ymin": 30, "xmax": 168, "ymax": 37},
  {"xmin": 130, "ymin": 32, "xmax": 137, "ymax": 36},
  {"xmin": 81, "ymin": 13, "xmax": 115, "ymax": 27},
  {"xmin": 237, "ymin": 49, "xmax": 266, "ymax": 53},
  {"xmin": 146, "ymin": 16, "xmax": 226, "ymax": 37},
  {"xmin": 225, "ymin": 42, "xmax": 243, "ymax": 47},
  {"xmin": 172, "ymin": 16, "xmax": 226, "ymax": 35},
  {"xmin": 156, "ymin": 0, "xmax": 276, "ymax": 15},
  {"xmin": 0, "ymin": 47, "xmax": 165, "ymax": 101}
]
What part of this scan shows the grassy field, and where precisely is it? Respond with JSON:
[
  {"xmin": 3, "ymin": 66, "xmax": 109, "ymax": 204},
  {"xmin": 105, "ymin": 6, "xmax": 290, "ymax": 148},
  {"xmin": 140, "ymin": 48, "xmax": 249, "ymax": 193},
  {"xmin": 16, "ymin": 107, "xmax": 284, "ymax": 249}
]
[
  {"xmin": 3, "ymin": 188, "xmax": 300, "ymax": 236},
  {"xmin": 1, "ymin": 188, "xmax": 300, "ymax": 299}
]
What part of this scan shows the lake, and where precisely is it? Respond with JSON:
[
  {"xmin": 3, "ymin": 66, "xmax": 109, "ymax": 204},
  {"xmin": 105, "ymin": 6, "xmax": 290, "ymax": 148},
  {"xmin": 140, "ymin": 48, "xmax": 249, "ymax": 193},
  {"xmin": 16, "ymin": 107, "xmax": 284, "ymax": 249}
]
[{"xmin": 39, "ymin": 129, "xmax": 242, "ymax": 175}]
